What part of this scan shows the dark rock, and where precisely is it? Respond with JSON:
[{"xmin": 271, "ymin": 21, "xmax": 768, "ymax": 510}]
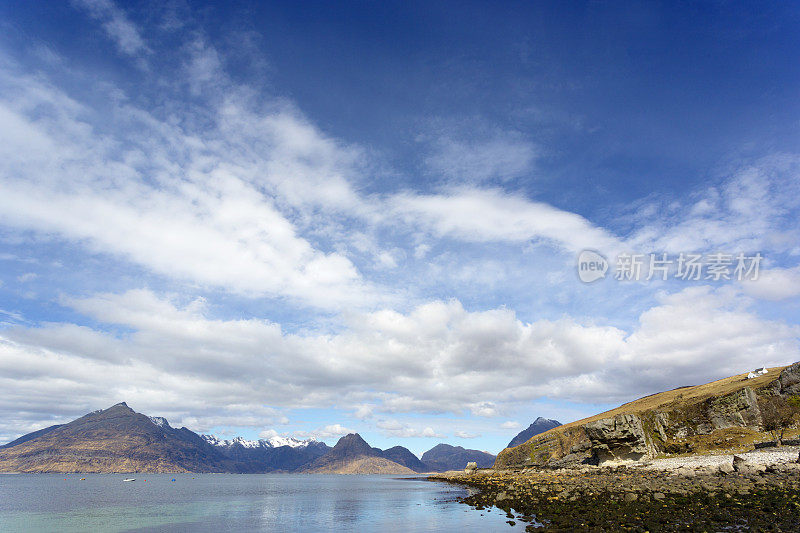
[{"xmin": 775, "ymin": 362, "xmax": 800, "ymax": 395}]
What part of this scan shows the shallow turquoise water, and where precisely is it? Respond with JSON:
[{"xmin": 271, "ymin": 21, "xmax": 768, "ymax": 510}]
[{"xmin": 0, "ymin": 473, "xmax": 526, "ymax": 532}]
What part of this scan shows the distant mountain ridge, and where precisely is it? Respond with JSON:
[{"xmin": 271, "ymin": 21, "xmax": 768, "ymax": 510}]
[
  {"xmin": 300, "ymin": 433, "xmax": 417, "ymax": 474},
  {"xmin": 0, "ymin": 403, "xmax": 327, "ymax": 473},
  {"xmin": 201, "ymin": 434, "xmax": 329, "ymax": 472},
  {"xmin": 420, "ymin": 443, "xmax": 495, "ymax": 472},
  {"xmin": 0, "ymin": 403, "xmax": 497, "ymax": 474},
  {"xmin": 507, "ymin": 417, "xmax": 562, "ymax": 448},
  {"xmin": 0, "ymin": 402, "xmax": 231, "ymax": 473},
  {"xmin": 201, "ymin": 434, "xmax": 319, "ymax": 449}
]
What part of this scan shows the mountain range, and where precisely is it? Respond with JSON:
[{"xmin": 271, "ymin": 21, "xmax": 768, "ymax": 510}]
[
  {"xmin": 300, "ymin": 433, "xmax": 417, "ymax": 474},
  {"xmin": 0, "ymin": 403, "xmax": 232, "ymax": 473},
  {"xmin": 420, "ymin": 444, "xmax": 496, "ymax": 471},
  {"xmin": 0, "ymin": 403, "xmax": 498, "ymax": 473}
]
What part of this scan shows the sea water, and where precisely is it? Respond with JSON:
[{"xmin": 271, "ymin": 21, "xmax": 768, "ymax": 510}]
[{"xmin": 0, "ymin": 473, "xmax": 528, "ymax": 532}]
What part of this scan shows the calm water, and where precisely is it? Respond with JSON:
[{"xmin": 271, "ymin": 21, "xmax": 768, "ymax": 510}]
[{"xmin": 0, "ymin": 474, "xmax": 527, "ymax": 532}]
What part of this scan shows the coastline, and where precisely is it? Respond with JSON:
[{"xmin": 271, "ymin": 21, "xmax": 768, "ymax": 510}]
[{"xmin": 430, "ymin": 448, "xmax": 800, "ymax": 531}]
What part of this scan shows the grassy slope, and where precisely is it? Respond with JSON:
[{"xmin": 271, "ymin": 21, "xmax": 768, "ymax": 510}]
[{"xmin": 496, "ymin": 365, "xmax": 789, "ymax": 468}]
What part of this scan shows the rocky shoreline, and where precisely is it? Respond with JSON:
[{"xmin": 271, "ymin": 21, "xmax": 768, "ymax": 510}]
[{"xmin": 430, "ymin": 448, "xmax": 800, "ymax": 531}]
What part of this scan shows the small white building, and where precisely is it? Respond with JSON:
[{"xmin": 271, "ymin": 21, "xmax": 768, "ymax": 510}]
[{"xmin": 747, "ymin": 367, "xmax": 768, "ymax": 379}]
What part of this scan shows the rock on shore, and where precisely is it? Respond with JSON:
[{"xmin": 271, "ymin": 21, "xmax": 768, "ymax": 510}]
[{"xmin": 431, "ymin": 453, "xmax": 800, "ymax": 531}]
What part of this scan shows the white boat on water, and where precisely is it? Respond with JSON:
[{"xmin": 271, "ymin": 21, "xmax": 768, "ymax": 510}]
[{"xmin": 123, "ymin": 478, "xmax": 136, "ymax": 482}]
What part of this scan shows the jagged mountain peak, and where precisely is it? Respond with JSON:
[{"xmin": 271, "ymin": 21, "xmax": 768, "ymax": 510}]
[
  {"xmin": 507, "ymin": 417, "xmax": 562, "ymax": 449},
  {"xmin": 331, "ymin": 433, "xmax": 375, "ymax": 455},
  {"xmin": 201, "ymin": 434, "xmax": 318, "ymax": 450},
  {"xmin": 149, "ymin": 416, "xmax": 171, "ymax": 429}
]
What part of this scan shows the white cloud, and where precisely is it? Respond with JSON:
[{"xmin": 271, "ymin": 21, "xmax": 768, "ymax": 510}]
[
  {"xmin": 627, "ymin": 155, "xmax": 800, "ymax": 256},
  {"xmin": 740, "ymin": 266, "xmax": 800, "ymax": 301},
  {"xmin": 391, "ymin": 187, "xmax": 621, "ymax": 253},
  {"xmin": 425, "ymin": 134, "xmax": 538, "ymax": 183},
  {"xmin": 376, "ymin": 419, "xmax": 445, "ymax": 438},
  {"xmin": 1, "ymin": 15, "xmax": 800, "ymax": 448},
  {"xmin": 0, "ymin": 55, "xmax": 379, "ymax": 311},
  {"xmin": 72, "ymin": 0, "xmax": 149, "ymax": 58},
  {"xmin": 455, "ymin": 430, "xmax": 480, "ymax": 439},
  {"xmin": 259, "ymin": 429, "xmax": 279, "ymax": 439},
  {"xmin": 413, "ymin": 243, "xmax": 431, "ymax": 259},
  {"xmin": 353, "ymin": 404, "xmax": 374, "ymax": 420},
  {"xmin": 294, "ymin": 424, "xmax": 354, "ymax": 440},
  {"xmin": 1, "ymin": 283, "xmax": 796, "ymax": 442},
  {"xmin": 470, "ymin": 402, "xmax": 501, "ymax": 418},
  {"xmin": 500, "ymin": 421, "xmax": 520, "ymax": 430},
  {"xmin": 16, "ymin": 273, "xmax": 37, "ymax": 283},
  {"xmin": 376, "ymin": 251, "xmax": 399, "ymax": 269}
]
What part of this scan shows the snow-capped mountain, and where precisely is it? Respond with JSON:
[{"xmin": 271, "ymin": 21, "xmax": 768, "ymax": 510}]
[
  {"xmin": 201, "ymin": 434, "xmax": 318, "ymax": 449},
  {"xmin": 149, "ymin": 416, "xmax": 171, "ymax": 429},
  {"xmin": 200, "ymin": 433, "xmax": 329, "ymax": 472}
]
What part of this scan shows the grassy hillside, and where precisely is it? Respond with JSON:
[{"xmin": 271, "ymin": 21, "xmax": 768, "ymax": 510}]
[{"xmin": 496, "ymin": 365, "xmax": 798, "ymax": 468}]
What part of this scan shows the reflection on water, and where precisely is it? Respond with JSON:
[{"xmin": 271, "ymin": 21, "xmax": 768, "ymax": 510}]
[{"xmin": 0, "ymin": 474, "xmax": 527, "ymax": 532}]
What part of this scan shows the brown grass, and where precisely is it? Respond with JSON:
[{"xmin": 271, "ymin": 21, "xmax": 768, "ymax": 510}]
[
  {"xmin": 496, "ymin": 365, "xmax": 790, "ymax": 468},
  {"xmin": 555, "ymin": 366, "xmax": 786, "ymax": 433}
]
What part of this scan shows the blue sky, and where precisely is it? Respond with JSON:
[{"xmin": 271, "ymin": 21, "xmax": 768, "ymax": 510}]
[{"xmin": 0, "ymin": 0, "xmax": 799, "ymax": 455}]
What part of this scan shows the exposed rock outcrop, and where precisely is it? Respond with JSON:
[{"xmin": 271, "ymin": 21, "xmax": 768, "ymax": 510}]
[
  {"xmin": 495, "ymin": 363, "xmax": 800, "ymax": 469},
  {"xmin": 772, "ymin": 362, "xmax": 800, "ymax": 395},
  {"xmin": 584, "ymin": 414, "xmax": 656, "ymax": 464},
  {"xmin": 653, "ymin": 386, "xmax": 763, "ymax": 442}
]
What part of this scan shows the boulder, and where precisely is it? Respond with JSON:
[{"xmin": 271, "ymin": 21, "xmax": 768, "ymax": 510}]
[
  {"xmin": 695, "ymin": 466, "xmax": 718, "ymax": 476},
  {"xmin": 464, "ymin": 461, "xmax": 478, "ymax": 472},
  {"xmin": 718, "ymin": 461, "xmax": 735, "ymax": 475},
  {"xmin": 584, "ymin": 414, "xmax": 656, "ymax": 464},
  {"xmin": 732, "ymin": 455, "xmax": 766, "ymax": 475}
]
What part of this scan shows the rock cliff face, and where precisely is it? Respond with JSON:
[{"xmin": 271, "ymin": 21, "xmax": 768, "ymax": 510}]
[
  {"xmin": 496, "ymin": 363, "xmax": 800, "ymax": 469},
  {"xmin": 584, "ymin": 414, "xmax": 656, "ymax": 464},
  {"xmin": 772, "ymin": 361, "xmax": 800, "ymax": 395}
]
